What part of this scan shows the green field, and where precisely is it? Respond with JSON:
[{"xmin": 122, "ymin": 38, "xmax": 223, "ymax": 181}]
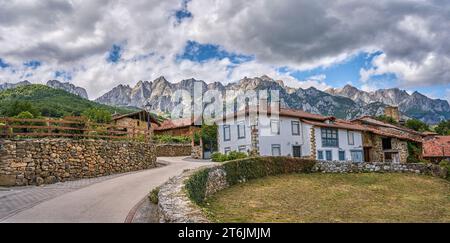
[{"xmin": 203, "ymin": 173, "xmax": 450, "ymax": 223}]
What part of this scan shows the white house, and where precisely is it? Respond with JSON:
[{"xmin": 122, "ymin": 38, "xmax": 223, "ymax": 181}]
[{"xmin": 216, "ymin": 108, "xmax": 365, "ymax": 162}]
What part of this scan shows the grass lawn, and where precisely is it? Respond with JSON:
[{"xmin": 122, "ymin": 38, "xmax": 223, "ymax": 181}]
[{"xmin": 203, "ymin": 173, "xmax": 450, "ymax": 223}]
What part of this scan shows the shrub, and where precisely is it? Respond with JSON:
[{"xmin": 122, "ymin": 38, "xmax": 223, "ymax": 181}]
[
  {"xmin": 154, "ymin": 135, "xmax": 191, "ymax": 144},
  {"xmin": 149, "ymin": 187, "xmax": 160, "ymax": 204},
  {"xmin": 405, "ymin": 119, "xmax": 430, "ymax": 132},
  {"xmin": 211, "ymin": 152, "xmax": 248, "ymax": 162},
  {"xmin": 376, "ymin": 115, "xmax": 398, "ymax": 125},
  {"xmin": 82, "ymin": 108, "xmax": 112, "ymax": 124},
  {"xmin": 439, "ymin": 160, "xmax": 450, "ymax": 179},
  {"xmin": 185, "ymin": 169, "xmax": 211, "ymax": 205}
]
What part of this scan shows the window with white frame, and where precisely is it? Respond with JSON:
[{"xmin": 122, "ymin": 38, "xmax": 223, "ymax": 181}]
[
  {"xmin": 237, "ymin": 122, "xmax": 246, "ymax": 139},
  {"xmin": 271, "ymin": 144, "xmax": 281, "ymax": 156},
  {"xmin": 271, "ymin": 120, "xmax": 280, "ymax": 135},
  {"xmin": 238, "ymin": 145, "xmax": 247, "ymax": 153},
  {"xmin": 348, "ymin": 131, "xmax": 355, "ymax": 145},
  {"xmin": 224, "ymin": 147, "xmax": 231, "ymax": 155},
  {"xmin": 321, "ymin": 128, "xmax": 339, "ymax": 147},
  {"xmin": 292, "ymin": 121, "xmax": 300, "ymax": 136},
  {"xmin": 317, "ymin": 151, "xmax": 324, "ymax": 160},
  {"xmin": 223, "ymin": 125, "xmax": 231, "ymax": 141}
]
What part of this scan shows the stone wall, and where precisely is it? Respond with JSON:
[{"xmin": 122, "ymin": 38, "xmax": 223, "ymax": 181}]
[
  {"xmin": 0, "ymin": 139, "xmax": 157, "ymax": 186},
  {"xmin": 191, "ymin": 145, "xmax": 203, "ymax": 159},
  {"xmin": 156, "ymin": 144, "xmax": 192, "ymax": 157},
  {"xmin": 313, "ymin": 161, "xmax": 448, "ymax": 178}
]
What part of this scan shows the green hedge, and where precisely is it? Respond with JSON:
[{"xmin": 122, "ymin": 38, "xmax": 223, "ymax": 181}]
[
  {"xmin": 185, "ymin": 157, "xmax": 317, "ymax": 204},
  {"xmin": 211, "ymin": 151, "xmax": 248, "ymax": 162},
  {"xmin": 185, "ymin": 168, "xmax": 211, "ymax": 204},
  {"xmin": 154, "ymin": 135, "xmax": 191, "ymax": 144}
]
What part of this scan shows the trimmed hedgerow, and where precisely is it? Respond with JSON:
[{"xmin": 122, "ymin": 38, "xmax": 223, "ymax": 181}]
[
  {"xmin": 223, "ymin": 157, "xmax": 316, "ymax": 186},
  {"xmin": 185, "ymin": 157, "xmax": 317, "ymax": 204},
  {"xmin": 185, "ymin": 168, "xmax": 211, "ymax": 205}
]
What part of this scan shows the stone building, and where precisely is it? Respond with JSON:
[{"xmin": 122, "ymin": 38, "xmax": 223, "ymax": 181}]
[
  {"xmin": 351, "ymin": 116, "xmax": 424, "ymax": 163},
  {"xmin": 154, "ymin": 118, "xmax": 204, "ymax": 159},
  {"xmin": 423, "ymin": 135, "xmax": 450, "ymax": 163},
  {"xmin": 112, "ymin": 110, "xmax": 160, "ymax": 139}
]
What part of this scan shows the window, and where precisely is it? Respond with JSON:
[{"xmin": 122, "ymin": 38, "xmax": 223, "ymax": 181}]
[
  {"xmin": 318, "ymin": 151, "xmax": 324, "ymax": 160},
  {"xmin": 348, "ymin": 131, "xmax": 355, "ymax": 145},
  {"xmin": 271, "ymin": 144, "xmax": 281, "ymax": 156},
  {"xmin": 237, "ymin": 122, "xmax": 246, "ymax": 139},
  {"xmin": 224, "ymin": 147, "xmax": 231, "ymax": 155},
  {"xmin": 321, "ymin": 128, "xmax": 339, "ymax": 147},
  {"xmin": 223, "ymin": 125, "xmax": 231, "ymax": 141},
  {"xmin": 238, "ymin": 146, "xmax": 247, "ymax": 153},
  {"xmin": 271, "ymin": 120, "xmax": 280, "ymax": 135},
  {"xmin": 339, "ymin": 151, "xmax": 346, "ymax": 161},
  {"xmin": 382, "ymin": 138, "xmax": 392, "ymax": 150},
  {"xmin": 291, "ymin": 121, "xmax": 300, "ymax": 136},
  {"xmin": 351, "ymin": 150, "xmax": 363, "ymax": 163},
  {"xmin": 326, "ymin": 151, "xmax": 333, "ymax": 161}
]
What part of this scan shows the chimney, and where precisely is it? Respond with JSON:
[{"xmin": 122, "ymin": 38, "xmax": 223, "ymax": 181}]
[{"xmin": 384, "ymin": 106, "xmax": 400, "ymax": 123}]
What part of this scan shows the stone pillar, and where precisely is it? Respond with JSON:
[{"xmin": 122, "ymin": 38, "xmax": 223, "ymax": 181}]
[
  {"xmin": 250, "ymin": 125, "xmax": 260, "ymax": 156},
  {"xmin": 310, "ymin": 127, "xmax": 316, "ymax": 160}
]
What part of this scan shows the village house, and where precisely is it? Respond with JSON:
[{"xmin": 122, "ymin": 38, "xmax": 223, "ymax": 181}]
[
  {"xmin": 112, "ymin": 110, "xmax": 160, "ymax": 139},
  {"xmin": 351, "ymin": 116, "xmax": 424, "ymax": 163},
  {"xmin": 216, "ymin": 108, "xmax": 366, "ymax": 162},
  {"xmin": 154, "ymin": 117, "xmax": 205, "ymax": 159},
  {"xmin": 423, "ymin": 135, "xmax": 450, "ymax": 163}
]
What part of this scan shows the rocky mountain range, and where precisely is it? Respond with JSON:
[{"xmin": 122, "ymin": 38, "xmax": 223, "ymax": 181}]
[
  {"xmin": 0, "ymin": 80, "xmax": 89, "ymax": 99},
  {"xmin": 327, "ymin": 85, "xmax": 450, "ymax": 123},
  {"xmin": 95, "ymin": 75, "xmax": 450, "ymax": 124},
  {"xmin": 2, "ymin": 76, "xmax": 448, "ymax": 124}
]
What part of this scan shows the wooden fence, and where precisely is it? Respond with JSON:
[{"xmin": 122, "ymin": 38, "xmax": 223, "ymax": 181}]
[{"xmin": 0, "ymin": 117, "xmax": 152, "ymax": 142}]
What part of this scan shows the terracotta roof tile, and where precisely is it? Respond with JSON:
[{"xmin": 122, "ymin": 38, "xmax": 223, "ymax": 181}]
[{"xmin": 423, "ymin": 136, "xmax": 450, "ymax": 158}]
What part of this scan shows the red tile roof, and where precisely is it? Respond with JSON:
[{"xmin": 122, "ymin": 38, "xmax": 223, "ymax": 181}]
[
  {"xmin": 220, "ymin": 107, "xmax": 333, "ymax": 122},
  {"xmin": 154, "ymin": 117, "xmax": 200, "ymax": 131},
  {"xmin": 301, "ymin": 119, "xmax": 366, "ymax": 131},
  {"xmin": 423, "ymin": 136, "xmax": 450, "ymax": 158},
  {"xmin": 351, "ymin": 116, "xmax": 424, "ymax": 142}
]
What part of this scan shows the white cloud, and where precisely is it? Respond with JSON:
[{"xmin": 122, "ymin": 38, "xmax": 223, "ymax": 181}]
[{"xmin": 1, "ymin": 0, "xmax": 450, "ymax": 99}]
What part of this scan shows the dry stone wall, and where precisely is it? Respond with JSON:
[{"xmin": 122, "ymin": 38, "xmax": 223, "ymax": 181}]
[
  {"xmin": 0, "ymin": 139, "xmax": 157, "ymax": 186},
  {"xmin": 313, "ymin": 161, "xmax": 448, "ymax": 178},
  {"xmin": 156, "ymin": 144, "xmax": 191, "ymax": 157}
]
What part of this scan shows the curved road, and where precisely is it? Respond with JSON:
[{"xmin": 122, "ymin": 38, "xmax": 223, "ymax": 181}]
[{"xmin": 2, "ymin": 157, "xmax": 212, "ymax": 223}]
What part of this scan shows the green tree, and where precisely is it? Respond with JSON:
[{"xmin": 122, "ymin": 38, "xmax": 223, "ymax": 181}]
[
  {"xmin": 376, "ymin": 115, "xmax": 398, "ymax": 125},
  {"xmin": 201, "ymin": 124, "xmax": 218, "ymax": 151},
  {"xmin": 405, "ymin": 119, "xmax": 430, "ymax": 132},
  {"xmin": 435, "ymin": 120, "xmax": 450, "ymax": 135},
  {"xmin": 82, "ymin": 108, "xmax": 112, "ymax": 124},
  {"xmin": 2, "ymin": 100, "xmax": 40, "ymax": 117}
]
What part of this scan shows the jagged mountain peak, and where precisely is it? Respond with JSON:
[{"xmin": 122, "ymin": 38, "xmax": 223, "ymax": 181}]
[{"xmin": 46, "ymin": 80, "xmax": 89, "ymax": 99}]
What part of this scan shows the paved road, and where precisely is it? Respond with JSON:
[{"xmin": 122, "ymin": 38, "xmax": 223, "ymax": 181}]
[{"xmin": 1, "ymin": 157, "xmax": 212, "ymax": 223}]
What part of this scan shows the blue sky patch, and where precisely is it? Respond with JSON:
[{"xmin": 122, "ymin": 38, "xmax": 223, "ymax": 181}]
[
  {"xmin": 175, "ymin": 0, "xmax": 192, "ymax": 23},
  {"xmin": 55, "ymin": 70, "xmax": 72, "ymax": 81},
  {"xmin": 178, "ymin": 40, "xmax": 254, "ymax": 64},
  {"xmin": 23, "ymin": 60, "xmax": 42, "ymax": 69},
  {"xmin": 107, "ymin": 44, "xmax": 123, "ymax": 63},
  {"xmin": 0, "ymin": 58, "xmax": 10, "ymax": 68},
  {"xmin": 280, "ymin": 51, "xmax": 391, "ymax": 89}
]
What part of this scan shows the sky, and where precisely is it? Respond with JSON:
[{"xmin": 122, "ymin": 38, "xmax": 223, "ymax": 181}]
[{"xmin": 0, "ymin": 0, "xmax": 449, "ymax": 101}]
